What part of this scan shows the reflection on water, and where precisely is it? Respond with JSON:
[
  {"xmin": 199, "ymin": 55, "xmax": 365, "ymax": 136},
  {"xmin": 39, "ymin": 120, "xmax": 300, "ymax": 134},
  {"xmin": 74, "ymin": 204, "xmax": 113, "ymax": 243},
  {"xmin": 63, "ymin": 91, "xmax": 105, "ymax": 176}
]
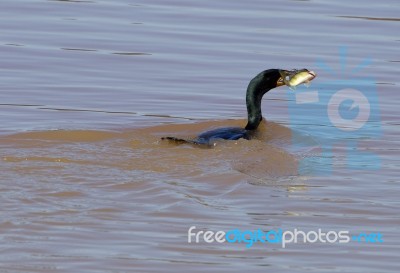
[{"xmin": 1, "ymin": 0, "xmax": 399, "ymax": 272}]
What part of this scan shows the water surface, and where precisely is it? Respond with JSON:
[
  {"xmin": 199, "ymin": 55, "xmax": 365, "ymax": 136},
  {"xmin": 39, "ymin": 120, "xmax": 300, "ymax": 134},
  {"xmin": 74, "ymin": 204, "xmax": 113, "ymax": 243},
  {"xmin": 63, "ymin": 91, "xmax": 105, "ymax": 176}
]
[{"xmin": 0, "ymin": 0, "xmax": 399, "ymax": 272}]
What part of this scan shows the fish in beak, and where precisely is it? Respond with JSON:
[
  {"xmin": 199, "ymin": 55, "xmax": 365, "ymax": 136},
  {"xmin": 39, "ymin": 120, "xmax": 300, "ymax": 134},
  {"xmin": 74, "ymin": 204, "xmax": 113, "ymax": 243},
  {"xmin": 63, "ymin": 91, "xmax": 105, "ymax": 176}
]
[{"xmin": 277, "ymin": 69, "xmax": 316, "ymax": 88}]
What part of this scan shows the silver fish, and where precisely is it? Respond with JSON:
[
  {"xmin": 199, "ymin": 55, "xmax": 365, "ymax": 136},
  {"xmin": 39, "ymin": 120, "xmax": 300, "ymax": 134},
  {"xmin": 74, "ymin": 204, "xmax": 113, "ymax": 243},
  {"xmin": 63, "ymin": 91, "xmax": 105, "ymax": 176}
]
[{"xmin": 279, "ymin": 69, "xmax": 316, "ymax": 88}]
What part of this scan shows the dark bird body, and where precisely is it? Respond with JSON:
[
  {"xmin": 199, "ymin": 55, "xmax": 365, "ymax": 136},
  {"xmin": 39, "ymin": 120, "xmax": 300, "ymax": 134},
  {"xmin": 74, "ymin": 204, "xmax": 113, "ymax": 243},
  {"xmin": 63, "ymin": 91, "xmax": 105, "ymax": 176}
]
[{"xmin": 162, "ymin": 68, "xmax": 316, "ymax": 147}]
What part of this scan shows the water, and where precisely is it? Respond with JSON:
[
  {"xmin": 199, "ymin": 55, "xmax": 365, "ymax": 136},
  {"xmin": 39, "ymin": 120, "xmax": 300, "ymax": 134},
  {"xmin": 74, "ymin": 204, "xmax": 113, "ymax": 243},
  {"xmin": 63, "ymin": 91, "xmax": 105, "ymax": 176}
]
[{"xmin": 1, "ymin": 0, "xmax": 399, "ymax": 272}]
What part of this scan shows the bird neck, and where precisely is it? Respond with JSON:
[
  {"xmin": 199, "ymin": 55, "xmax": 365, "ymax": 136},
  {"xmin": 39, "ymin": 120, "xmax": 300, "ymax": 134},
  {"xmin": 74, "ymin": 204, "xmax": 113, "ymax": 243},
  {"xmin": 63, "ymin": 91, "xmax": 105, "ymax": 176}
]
[{"xmin": 245, "ymin": 69, "xmax": 281, "ymax": 130}]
